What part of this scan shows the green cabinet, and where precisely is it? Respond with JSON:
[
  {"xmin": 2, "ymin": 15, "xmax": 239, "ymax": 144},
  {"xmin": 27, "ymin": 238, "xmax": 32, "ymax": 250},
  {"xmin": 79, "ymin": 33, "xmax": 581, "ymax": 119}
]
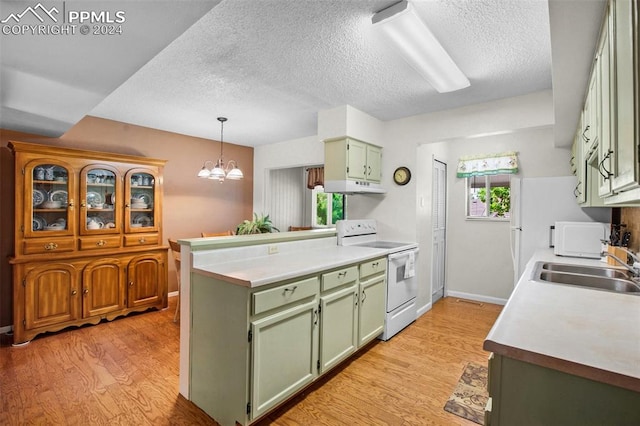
[
  {"xmin": 250, "ymin": 298, "xmax": 319, "ymax": 419},
  {"xmin": 486, "ymin": 352, "xmax": 640, "ymax": 425},
  {"xmin": 319, "ymin": 285, "xmax": 358, "ymax": 373},
  {"xmin": 357, "ymin": 258, "xmax": 386, "ymax": 346},
  {"xmin": 189, "ymin": 257, "xmax": 387, "ymax": 426},
  {"xmin": 324, "ymin": 137, "xmax": 383, "ymax": 184},
  {"xmin": 609, "ymin": 0, "xmax": 639, "ymax": 193}
]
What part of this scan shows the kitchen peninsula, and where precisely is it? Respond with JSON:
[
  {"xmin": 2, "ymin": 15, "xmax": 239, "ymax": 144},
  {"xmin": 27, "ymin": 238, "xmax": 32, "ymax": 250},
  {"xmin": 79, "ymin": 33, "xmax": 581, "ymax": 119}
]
[
  {"xmin": 483, "ymin": 249, "xmax": 640, "ymax": 425},
  {"xmin": 177, "ymin": 230, "xmax": 394, "ymax": 425}
]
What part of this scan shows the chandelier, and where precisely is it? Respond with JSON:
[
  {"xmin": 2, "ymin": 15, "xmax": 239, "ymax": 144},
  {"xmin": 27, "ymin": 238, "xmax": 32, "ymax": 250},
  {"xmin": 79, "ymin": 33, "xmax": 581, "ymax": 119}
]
[{"xmin": 197, "ymin": 117, "xmax": 244, "ymax": 182}]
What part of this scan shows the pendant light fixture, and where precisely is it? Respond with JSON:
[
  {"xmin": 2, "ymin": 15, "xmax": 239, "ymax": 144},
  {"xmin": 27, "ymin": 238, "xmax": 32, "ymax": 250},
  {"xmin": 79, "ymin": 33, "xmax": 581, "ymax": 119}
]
[{"xmin": 197, "ymin": 116, "xmax": 244, "ymax": 182}]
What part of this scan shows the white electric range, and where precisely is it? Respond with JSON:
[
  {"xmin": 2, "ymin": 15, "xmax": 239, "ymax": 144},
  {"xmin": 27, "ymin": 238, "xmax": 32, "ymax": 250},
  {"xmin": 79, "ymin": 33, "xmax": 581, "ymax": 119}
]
[{"xmin": 337, "ymin": 219, "xmax": 419, "ymax": 340}]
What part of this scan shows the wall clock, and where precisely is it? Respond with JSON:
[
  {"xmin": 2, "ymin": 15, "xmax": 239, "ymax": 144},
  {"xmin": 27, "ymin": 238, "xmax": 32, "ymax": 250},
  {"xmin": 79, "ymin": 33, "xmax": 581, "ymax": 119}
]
[{"xmin": 393, "ymin": 166, "xmax": 411, "ymax": 185}]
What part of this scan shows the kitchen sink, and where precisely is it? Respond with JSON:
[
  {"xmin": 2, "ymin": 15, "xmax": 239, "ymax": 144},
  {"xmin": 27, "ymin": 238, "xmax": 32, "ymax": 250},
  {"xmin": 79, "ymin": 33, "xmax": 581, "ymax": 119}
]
[
  {"xmin": 539, "ymin": 262, "xmax": 633, "ymax": 279},
  {"xmin": 532, "ymin": 262, "xmax": 640, "ymax": 295}
]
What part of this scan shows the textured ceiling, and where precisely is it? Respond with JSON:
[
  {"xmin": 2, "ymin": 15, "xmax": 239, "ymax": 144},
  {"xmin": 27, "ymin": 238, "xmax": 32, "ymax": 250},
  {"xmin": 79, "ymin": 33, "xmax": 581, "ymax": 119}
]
[{"xmin": 1, "ymin": 0, "xmax": 605, "ymax": 148}]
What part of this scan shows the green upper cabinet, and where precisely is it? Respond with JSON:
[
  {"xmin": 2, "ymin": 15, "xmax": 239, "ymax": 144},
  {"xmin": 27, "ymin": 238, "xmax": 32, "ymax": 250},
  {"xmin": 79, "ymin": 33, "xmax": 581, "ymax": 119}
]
[
  {"xmin": 609, "ymin": 0, "xmax": 639, "ymax": 194},
  {"xmin": 324, "ymin": 137, "xmax": 383, "ymax": 184}
]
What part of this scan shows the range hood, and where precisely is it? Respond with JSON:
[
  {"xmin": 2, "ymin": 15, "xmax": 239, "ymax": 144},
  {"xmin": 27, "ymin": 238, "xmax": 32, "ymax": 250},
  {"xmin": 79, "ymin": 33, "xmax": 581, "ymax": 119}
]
[{"xmin": 323, "ymin": 179, "xmax": 386, "ymax": 194}]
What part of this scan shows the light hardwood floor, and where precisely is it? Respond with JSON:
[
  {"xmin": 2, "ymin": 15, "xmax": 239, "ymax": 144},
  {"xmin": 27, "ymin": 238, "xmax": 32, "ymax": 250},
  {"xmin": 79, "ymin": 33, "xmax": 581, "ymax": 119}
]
[{"xmin": 0, "ymin": 297, "xmax": 502, "ymax": 425}]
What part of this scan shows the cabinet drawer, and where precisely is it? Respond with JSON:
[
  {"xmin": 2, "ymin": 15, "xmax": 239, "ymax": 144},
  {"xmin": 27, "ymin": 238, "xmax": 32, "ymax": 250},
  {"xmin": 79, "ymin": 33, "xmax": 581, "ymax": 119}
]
[
  {"xmin": 123, "ymin": 233, "xmax": 159, "ymax": 247},
  {"xmin": 79, "ymin": 235, "xmax": 121, "ymax": 251},
  {"xmin": 322, "ymin": 266, "xmax": 358, "ymax": 292},
  {"xmin": 360, "ymin": 258, "xmax": 386, "ymax": 279},
  {"xmin": 252, "ymin": 277, "xmax": 318, "ymax": 316},
  {"xmin": 23, "ymin": 237, "xmax": 75, "ymax": 255}
]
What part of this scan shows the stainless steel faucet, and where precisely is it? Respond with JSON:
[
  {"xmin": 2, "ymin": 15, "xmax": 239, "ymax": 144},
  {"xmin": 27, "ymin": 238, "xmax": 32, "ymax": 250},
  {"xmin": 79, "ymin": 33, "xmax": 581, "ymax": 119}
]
[{"xmin": 601, "ymin": 251, "xmax": 640, "ymax": 277}]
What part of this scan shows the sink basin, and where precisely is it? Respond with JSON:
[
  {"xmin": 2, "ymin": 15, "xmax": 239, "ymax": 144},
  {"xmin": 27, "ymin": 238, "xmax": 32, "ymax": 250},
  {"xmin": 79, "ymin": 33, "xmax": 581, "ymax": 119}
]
[
  {"xmin": 539, "ymin": 262, "xmax": 633, "ymax": 279},
  {"xmin": 532, "ymin": 262, "xmax": 640, "ymax": 295}
]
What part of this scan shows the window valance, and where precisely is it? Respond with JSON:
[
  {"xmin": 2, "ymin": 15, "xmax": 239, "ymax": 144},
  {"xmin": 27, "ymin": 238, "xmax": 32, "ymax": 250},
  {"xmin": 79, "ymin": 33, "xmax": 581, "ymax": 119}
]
[
  {"xmin": 456, "ymin": 152, "xmax": 518, "ymax": 178},
  {"xmin": 306, "ymin": 167, "xmax": 324, "ymax": 189}
]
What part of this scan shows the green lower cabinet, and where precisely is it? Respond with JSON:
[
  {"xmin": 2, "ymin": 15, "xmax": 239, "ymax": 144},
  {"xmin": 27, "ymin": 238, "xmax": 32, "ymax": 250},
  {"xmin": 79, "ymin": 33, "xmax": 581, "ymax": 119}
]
[
  {"xmin": 487, "ymin": 353, "xmax": 640, "ymax": 425},
  {"xmin": 319, "ymin": 284, "xmax": 358, "ymax": 373},
  {"xmin": 358, "ymin": 275, "xmax": 385, "ymax": 346},
  {"xmin": 250, "ymin": 298, "xmax": 319, "ymax": 420},
  {"xmin": 189, "ymin": 257, "xmax": 388, "ymax": 426}
]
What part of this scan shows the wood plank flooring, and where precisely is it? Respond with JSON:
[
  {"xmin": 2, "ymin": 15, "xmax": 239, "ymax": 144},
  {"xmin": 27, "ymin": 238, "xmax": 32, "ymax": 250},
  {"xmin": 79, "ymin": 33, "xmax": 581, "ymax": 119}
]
[{"xmin": 0, "ymin": 297, "xmax": 502, "ymax": 425}]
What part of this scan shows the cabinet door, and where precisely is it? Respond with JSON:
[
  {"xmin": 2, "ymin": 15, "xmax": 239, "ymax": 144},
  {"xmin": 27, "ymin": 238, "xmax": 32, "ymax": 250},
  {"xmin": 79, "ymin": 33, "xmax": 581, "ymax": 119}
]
[
  {"xmin": 127, "ymin": 253, "xmax": 165, "ymax": 308},
  {"xmin": 125, "ymin": 168, "xmax": 160, "ymax": 233},
  {"xmin": 346, "ymin": 139, "xmax": 367, "ymax": 180},
  {"xmin": 358, "ymin": 276, "xmax": 385, "ymax": 347},
  {"xmin": 24, "ymin": 263, "xmax": 80, "ymax": 329},
  {"xmin": 250, "ymin": 299, "xmax": 318, "ymax": 420},
  {"xmin": 83, "ymin": 258, "xmax": 126, "ymax": 317},
  {"xmin": 24, "ymin": 159, "xmax": 76, "ymax": 238},
  {"xmin": 610, "ymin": 0, "xmax": 639, "ymax": 192},
  {"xmin": 80, "ymin": 165, "xmax": 122, "ymax": 236},
  {"xmin": 319, "ymin": 285, "xmax": 358, "ymax": 373},
  {"xmin": 366, "ymin": 144, "xmax": 382, "ymax": 183},
  {"xmin": 598, "ymin": 7, "xmax": 615, "ymax": 198},
  {"xmin": 573, "ymin": 127, "xmax": 587, "ymax": 204}
]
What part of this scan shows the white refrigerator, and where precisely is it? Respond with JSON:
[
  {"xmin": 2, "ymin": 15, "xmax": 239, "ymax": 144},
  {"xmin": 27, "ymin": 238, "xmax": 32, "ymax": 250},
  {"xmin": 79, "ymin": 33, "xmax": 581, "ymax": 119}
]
[{"xmin": 510, "ymin": 176, "xmax": 611, "ymax": 284}]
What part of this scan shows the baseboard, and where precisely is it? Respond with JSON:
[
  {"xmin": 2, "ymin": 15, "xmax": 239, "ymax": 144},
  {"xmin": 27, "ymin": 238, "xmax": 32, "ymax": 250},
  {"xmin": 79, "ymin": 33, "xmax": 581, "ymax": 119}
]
[
  {"xmin": 168, "ymin": 290, "xmax": 179, "ymax": 298},
  {"xmin": 445, "ymin": 290, "xmax": 508, "ymax": 306},
  {"xmin": 416, "ymin": 302, "xmax": 432, "ymax": 318},
  {"xmin": 0, "ymin": 325, "xmax": 13, "ymax": 334}
]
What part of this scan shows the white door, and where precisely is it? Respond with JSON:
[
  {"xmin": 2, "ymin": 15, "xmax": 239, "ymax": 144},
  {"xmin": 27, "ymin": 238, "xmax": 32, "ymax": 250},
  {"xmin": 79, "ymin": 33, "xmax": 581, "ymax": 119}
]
[{"xmin": 432, "ymin": 160, "xmax": 447, "ymax": 303}]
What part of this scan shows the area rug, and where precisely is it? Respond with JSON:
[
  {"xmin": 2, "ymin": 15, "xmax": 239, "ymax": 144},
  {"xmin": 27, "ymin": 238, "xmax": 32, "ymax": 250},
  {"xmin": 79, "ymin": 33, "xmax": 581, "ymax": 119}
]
[{"xmin": 443, "ymin": 362, "xmax": 489, "ymax": 425}]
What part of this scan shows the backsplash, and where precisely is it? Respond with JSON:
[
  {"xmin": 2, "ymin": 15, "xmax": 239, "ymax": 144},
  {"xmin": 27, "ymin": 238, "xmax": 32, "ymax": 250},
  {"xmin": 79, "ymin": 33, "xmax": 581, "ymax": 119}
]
[{"xmin": 619, "ymin": 207, "xmax": 640, "ymax": 253}]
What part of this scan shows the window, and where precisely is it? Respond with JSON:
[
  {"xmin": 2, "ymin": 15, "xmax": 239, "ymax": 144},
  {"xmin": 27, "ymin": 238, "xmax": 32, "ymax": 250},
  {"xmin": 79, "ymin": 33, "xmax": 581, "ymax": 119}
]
[
  {"xmin": 466, "ymin": 174, "xmax": 511, "ymax": 219},
  {"xmin": 311, "ymin": 186, "xmax": 345, "ymax": 227}
]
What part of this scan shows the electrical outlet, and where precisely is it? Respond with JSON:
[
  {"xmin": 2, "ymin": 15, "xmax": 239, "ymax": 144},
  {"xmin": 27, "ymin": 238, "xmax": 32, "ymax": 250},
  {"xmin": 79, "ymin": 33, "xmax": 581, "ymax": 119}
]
[{"xmin": 268, "ymin": 245, "xmax": 279, "ymax": 255}]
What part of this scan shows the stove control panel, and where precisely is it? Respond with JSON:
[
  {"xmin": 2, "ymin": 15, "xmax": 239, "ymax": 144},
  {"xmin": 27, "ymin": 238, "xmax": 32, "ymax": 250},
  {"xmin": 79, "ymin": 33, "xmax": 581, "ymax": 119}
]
[{"xmin": 337, "ymin": 219, "xmax": 377, "ymax": 238}]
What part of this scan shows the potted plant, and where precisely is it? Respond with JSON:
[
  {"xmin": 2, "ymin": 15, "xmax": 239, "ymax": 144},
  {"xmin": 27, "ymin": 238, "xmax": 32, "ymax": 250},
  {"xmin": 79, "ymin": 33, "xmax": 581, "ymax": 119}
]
[{"xmin": 236, "ymin": 213, "xmax": 280, "ymax": 235}]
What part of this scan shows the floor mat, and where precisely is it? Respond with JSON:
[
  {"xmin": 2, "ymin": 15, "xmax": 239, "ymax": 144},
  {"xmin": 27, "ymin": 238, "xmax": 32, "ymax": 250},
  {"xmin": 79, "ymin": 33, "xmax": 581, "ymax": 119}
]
[{"xmin": 443, "ymin": 362, "xmax": 488, "ymax": 425}]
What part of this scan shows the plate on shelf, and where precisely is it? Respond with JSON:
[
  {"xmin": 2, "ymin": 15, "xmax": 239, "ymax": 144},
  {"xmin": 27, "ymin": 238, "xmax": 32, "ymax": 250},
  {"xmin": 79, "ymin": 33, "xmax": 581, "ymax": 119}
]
[
  {"xmin": 86, "ymin": 191, "xmax": 103, "ymax": 206},
  {"xmin": 132, "ymin": 192, "xmax": 153, "ymax": 206},
  {"xmin": 33, "ymin": 215, "xmax": 47, "ymax": 231},
  {"xmin": 133, "ymin": 214, "xmax": 152, "ymax": 226},
  {"xmin": 50, "ymin": 190, "xmax": 68, "ymax": 205},
  {"xmin": 33, "ymin": 189, "xmax": 46, "ymax": 207}
]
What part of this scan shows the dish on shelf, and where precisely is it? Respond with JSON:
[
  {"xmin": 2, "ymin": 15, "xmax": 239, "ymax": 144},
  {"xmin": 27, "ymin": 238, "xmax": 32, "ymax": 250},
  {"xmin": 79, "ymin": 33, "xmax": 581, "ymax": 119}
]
[
  {"xmin": 33, "ymin": 215, "xmax": 47, "ymax": 231},
  {"xmin": 133, "ymin": 214, "xmax": 152, "ymax": 226},
  {"xmin": 33, "ymin": 189, "xmax": 46, "ymax": 207},
  {"xmin": 50, "ymin": 190, "xmax": 68, "ymax": 205},
  {"xmin": 132, "ymin": 192, "xmax": 153, "ymax": 206},
  {"xmin": 86, "ymin": 191, "xmax": 103, "ymax": 206}
]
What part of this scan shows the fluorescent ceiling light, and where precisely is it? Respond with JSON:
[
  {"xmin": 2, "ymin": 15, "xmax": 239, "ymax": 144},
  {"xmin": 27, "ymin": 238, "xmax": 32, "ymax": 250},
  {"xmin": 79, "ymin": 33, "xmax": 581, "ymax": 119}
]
[{"xmin": 372, "ymin": 0, "xmax": 470, "ymax": 93}]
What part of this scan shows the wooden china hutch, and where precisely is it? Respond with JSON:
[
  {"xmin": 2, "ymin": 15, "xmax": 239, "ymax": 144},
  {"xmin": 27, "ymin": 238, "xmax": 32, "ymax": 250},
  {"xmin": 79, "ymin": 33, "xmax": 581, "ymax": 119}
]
[{"xmin": 8, "ymin": 141, "xmax": 168, "ymax": 344}]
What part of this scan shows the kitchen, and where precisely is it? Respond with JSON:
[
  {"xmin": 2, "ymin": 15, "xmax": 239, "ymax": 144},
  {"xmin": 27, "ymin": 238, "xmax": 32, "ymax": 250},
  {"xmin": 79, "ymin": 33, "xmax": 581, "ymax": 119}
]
[{"xmin": 1, "ymin": 0, "xmax": 639, "ymax": 424}]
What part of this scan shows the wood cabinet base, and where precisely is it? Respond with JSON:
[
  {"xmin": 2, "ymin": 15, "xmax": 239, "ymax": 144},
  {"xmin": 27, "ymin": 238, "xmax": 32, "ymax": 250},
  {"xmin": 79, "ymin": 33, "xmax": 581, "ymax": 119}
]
[{"xmin": 11, "ymin": 250, "xmax": 168, "ymax": 344}]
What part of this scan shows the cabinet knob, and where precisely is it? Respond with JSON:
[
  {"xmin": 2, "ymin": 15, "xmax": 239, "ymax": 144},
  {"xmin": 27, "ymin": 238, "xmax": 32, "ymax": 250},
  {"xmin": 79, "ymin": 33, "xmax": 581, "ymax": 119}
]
[
  {"xmin": 71, "ymin": 290, "xmax": 77, "ymax": 296},
  {"xmin": 44, "ymin": 242, "xmax": 58, "ymax": 251}
]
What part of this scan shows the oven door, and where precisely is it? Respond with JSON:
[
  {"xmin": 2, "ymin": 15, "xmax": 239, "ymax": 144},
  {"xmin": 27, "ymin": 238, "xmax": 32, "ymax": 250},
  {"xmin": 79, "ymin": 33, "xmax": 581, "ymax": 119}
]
[{"xmin": 387, "ymin": 249, "xmax": 418, "ymax": 312}]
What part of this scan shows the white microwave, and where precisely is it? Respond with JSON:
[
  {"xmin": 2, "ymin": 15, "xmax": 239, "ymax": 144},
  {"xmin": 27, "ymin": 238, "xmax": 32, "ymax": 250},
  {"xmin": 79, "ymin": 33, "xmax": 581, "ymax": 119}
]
[{"xmin": 553, "ymin": 221, "xmax": 610, "ymax": 258}]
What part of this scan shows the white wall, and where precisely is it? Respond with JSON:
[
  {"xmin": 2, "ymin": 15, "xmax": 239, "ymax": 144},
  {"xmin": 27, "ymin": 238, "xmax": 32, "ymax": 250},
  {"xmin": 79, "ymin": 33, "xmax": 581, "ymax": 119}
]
[{"xmin": 254, "ymin": 90, "xmax": 572, "ymax": 313}]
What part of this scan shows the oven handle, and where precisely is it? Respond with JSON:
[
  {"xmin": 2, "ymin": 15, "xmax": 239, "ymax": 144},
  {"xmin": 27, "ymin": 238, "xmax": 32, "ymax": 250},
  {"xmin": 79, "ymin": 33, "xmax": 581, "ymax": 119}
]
[{"xmin": 388, "ymin": 248, "xmax": 419, "ymax": 261}]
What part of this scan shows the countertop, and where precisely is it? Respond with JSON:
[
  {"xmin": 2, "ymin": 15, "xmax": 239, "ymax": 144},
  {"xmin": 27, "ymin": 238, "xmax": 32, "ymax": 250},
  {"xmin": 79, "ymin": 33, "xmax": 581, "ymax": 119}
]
[
  {"xmin": 193, "ymin": 245, "xmax": 390, "ymax": 288},
  {"xmin": 484, "ymin": 249, "xmax": 640, "ymax": 392}
]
